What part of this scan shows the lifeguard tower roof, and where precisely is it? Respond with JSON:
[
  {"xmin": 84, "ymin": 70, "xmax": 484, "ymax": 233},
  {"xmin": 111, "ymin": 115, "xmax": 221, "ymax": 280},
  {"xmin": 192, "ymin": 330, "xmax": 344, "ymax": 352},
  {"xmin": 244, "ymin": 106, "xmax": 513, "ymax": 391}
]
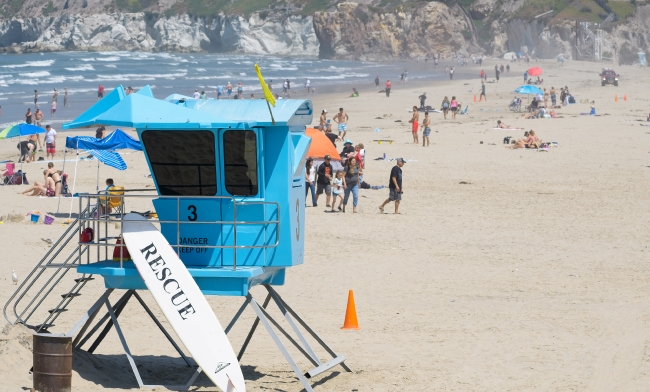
[
  {"xmin": 63, "ymin": 85, "xmax": 313, "ymax": 130},
  {"xmin": 61, "ymin": 84, "xmax": 314, "ymax": 297}
]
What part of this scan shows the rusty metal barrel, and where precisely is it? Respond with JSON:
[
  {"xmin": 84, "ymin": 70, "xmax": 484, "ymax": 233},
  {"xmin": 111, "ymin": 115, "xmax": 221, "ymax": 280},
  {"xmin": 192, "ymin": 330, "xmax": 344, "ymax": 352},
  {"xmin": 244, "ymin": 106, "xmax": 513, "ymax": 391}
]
[{"xmin": 33, "ymin": 333, "xmax": 72, "ymax": 392}]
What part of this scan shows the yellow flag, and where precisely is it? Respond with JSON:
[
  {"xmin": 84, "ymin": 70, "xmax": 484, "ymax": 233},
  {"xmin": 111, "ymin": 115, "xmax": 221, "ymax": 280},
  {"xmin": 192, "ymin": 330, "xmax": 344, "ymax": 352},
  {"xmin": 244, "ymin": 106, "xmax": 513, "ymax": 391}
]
[{"xmin": 255, "ymin": 64, "xmax": 276, "ymax": 107}]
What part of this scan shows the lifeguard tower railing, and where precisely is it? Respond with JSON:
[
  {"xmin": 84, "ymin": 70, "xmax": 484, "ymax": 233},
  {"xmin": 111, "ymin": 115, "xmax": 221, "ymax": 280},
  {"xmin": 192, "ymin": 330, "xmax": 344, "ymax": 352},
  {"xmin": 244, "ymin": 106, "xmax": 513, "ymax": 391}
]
[{"xmin": 3, "ymin": 189, "xmax": 280, "ymax": 333}]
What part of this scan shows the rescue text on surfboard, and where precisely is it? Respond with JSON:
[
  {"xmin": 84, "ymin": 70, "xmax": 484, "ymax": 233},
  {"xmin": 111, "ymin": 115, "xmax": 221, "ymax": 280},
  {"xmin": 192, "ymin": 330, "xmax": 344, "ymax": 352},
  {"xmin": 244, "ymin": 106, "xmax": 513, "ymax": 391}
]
[{"xmin": 141, "ymin": 242, "xmax": 197, "ymax": 320}]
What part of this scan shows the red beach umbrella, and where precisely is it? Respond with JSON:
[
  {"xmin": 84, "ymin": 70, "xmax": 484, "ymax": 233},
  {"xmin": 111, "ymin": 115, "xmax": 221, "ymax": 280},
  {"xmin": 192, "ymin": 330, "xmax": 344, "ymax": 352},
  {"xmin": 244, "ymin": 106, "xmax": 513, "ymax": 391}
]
[{"xmin": 527, "ymin": 67, "xmax": 543, "ymax": 76}]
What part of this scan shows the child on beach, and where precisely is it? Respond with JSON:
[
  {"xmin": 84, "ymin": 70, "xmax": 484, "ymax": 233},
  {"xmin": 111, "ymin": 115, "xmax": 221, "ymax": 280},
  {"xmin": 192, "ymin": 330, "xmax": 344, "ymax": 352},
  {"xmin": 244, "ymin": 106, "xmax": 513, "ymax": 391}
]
[
  {"xmin": 331, "ymin": 171, "xmax": 344, "ymax": 212},
  {"xmin": 50, "ymin": 100, "xmax": 57, "ymax": 116}
]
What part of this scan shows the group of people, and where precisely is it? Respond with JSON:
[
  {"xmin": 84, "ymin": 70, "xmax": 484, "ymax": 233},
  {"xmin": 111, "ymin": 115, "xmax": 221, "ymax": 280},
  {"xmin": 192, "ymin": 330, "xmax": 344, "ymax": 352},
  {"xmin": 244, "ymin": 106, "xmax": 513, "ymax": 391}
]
[
  {"xmin": 20, "ymin": 162, "xmax": 64, "ymax": 197},
  {"xmin": 34, "ymin": 88, "xmax": 69, "ymax": 115},
  {"xmin": 316, "ymin": 108, "xmax": 349, "ymax": 141},
  {"xmin": 408, "ymin": 107, "xmax": 432, "ymax": 146},
  {"xmin": 16, "ymin": 124, "xmax": 57, "ymax": 163},
  {"xmin": 305, "ymin": 148, "xmax": 364, "ymax": 213},
  {"xmin": 440, "ymin": 96, "xmax": 461, "ymax": 120},
  {"xmin": 505, "ymin": 130, "xmax": 542, "ymax": 149}
]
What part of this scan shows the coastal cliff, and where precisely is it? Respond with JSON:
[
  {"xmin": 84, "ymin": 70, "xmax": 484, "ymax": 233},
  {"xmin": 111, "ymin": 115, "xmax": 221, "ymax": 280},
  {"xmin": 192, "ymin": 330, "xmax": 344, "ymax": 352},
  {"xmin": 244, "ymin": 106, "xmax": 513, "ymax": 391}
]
[
  {"xmin": 0, "ymin": 0, "xmax": 648, "ymax": 62},
  {"xmin": 313, "ymin": 2, "xmax": 477, "ymax": 61},
  {"xmin": 0, "ymin": 12, "xmax": 318, "ymax": 55}
]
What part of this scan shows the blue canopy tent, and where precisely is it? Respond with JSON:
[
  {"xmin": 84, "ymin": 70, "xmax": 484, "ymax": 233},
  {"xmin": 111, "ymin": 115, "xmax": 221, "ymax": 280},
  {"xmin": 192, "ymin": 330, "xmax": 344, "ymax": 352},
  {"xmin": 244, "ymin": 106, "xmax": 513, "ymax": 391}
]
[{"xmin": 60, "ymin": 128, "xmax": 143, "ymax": 215}]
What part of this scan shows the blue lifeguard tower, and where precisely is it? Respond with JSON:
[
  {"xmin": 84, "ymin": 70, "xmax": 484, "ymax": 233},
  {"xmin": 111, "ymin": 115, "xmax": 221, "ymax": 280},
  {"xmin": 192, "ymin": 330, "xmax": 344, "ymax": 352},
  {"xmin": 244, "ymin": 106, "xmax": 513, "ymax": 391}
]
[{"xmin": 4, "ymin": 86, "xmax": 351, "ymax": 391}]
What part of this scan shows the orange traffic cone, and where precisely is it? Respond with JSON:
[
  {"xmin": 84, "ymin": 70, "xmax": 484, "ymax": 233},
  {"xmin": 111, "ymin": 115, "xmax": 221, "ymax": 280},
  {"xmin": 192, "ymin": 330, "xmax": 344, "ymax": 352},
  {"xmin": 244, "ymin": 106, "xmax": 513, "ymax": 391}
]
[
  {"xmin": 113, "ymin": 235, "xmax": 131, "ymax": 261},
  {"xmin": 473, "ymin": 94, "xmax": 477, "ymax": 102},
  {"xmin": 341, "ymin": 290, "xmax": 361, "ymax": 330},
  {"xmin": 624, "ymin": 94, "xmax": 627, "ymax": 101},
  {"xmin": 615, "ymin": 94, "xmax": 618, "ymax": 102}
]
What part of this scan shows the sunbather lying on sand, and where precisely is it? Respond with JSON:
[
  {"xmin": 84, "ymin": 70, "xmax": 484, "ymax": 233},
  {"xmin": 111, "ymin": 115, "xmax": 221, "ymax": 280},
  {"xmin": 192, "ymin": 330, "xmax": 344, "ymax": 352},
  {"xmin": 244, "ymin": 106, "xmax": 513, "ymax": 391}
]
[
  {"xmin": 495, "ymin": 120, "xmax": 518, "ymax": 129},
  {"xmin": 505, "ymin": 130, "xmax": 541, "ymax": 149}
]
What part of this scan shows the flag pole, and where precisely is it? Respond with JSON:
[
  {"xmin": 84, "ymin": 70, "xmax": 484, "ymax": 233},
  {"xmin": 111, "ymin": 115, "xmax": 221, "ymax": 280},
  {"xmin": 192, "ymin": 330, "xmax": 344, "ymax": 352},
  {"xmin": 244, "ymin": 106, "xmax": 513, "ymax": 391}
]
[{"xmin": 266, "ymin": 100, "xmax": 276, "ymax": 125}]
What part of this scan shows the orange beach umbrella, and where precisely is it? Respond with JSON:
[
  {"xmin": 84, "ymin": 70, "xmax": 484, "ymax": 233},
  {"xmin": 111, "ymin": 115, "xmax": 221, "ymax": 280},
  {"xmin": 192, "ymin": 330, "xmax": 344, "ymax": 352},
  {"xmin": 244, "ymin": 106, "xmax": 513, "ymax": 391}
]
[{"xmin": 306, "ymin": 128, "xmax": 340, "ymax": 160}]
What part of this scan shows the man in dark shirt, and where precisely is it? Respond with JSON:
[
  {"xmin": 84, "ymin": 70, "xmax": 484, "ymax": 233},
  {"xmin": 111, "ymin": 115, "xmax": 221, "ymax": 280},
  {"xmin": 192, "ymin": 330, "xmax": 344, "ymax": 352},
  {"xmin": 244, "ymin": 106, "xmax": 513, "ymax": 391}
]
[
  {"xmin": 316, "ymin": 155, "xmax": 334, "ymax": 207},
  {"xmin": 379, "ymin": 158, "xmax": 404, "ymax": 214},
  {"xmin": 324, "ymin": 128, "xmax": 337, "ymax": 148},
  {"xmin": 418, "ymin": 93, "xmax": 427, "ymax": 109}
]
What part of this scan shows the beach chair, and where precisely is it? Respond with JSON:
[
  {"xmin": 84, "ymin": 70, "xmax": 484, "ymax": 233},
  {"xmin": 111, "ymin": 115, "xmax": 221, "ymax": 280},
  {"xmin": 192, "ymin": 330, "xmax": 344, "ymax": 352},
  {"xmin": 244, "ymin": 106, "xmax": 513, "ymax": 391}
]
[
  {"xmin": 108, "ymin": 186, "xmax": 125, "ymax": 216},
  {"xmin": 459, "ymin": 105, "xmax": 468, "ymax": 115},
  {"xmin": 1, "ymin": 162, "xmax": 15, "ymax": 185}
]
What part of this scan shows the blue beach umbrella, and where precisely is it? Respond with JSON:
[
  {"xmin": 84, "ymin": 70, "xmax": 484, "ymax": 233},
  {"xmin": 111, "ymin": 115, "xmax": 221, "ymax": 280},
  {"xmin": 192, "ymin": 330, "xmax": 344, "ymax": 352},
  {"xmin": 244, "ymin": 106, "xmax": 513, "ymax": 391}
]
[
  {"xmin": 0, "ymin": 123, "xmax": 45, "ymax": 139},
  {"xmin": 514, "ymin": 85, "xmax": 544, "ymax": 95}
]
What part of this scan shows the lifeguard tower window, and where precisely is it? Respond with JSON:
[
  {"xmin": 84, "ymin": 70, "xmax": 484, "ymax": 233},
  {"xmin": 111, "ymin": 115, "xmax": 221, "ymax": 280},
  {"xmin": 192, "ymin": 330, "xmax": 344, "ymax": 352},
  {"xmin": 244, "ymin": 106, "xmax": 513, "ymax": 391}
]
[
  {"xmin": 141, "ymin": 130, "xmax": 217, "ymax": 196},
  {"xmin": 223, "ymin": 130, "xmax": 258, "ymax": 196}
]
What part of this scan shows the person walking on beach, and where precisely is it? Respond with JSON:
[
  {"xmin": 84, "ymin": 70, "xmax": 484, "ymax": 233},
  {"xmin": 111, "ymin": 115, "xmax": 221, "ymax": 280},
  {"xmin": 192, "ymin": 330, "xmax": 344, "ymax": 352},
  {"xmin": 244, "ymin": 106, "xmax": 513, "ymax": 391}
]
[
  {"xmin": 34, "ymin": 90, "xmax": 38, "ymax": 108},
  {"xmin": 316, "ymin": 155, "xmax": 334, "ymax": 207},
  {"xmin": 409, "ymin": 106, "xmax": 419, "ymax": 144},
  {"xmin": 342, "ymin": 157, "xmax": 361, "ymax": 213},
  {"xmin": 305, "ymin": 158, "xmax": 317, "ymax": 207},
  {"xmin": 45, "ymin": 125, "xmax": 57, "ymax": 160},
  {"xmin": 378, "ymin": 158, "xmax": 405, "ymax": 214},
  {"xmin": 524, "ymin": 71, "xmax": 528, "ymax": 84},
  {"xmin": 52, "ymin": 89, "xmax": 58, "ymax": 103},
  {"xmin": 50, "ymin": 100, "xmax": 57, "ymax": 117},
  {"xmin": 375, "ymin": 75, "xmax": 380, "ymax": 87},
  {"xmin": 479, "ymin": 82, "xmax": 487, "ymax": 102},
  {"xmin": 34, "ymin": 108, "xmax": 43, "ymax": 128},
  {"xmin": 305, "ymin": 79, "xmax": 310, "ymax": 94},
  {"xmin": 495, "ymin": 68, "xmax": 500, "ymax": 83},
  {"xmin": 550, "ymin": 87, "xmax": 557, "ymax": 107},
  {"xmin": 237, "ymin": 82, "xmax": 243, "ymax": 99},
  {"xmin": 421, "ymin": 111, "xmax": 431, "ymax": 147},
  {"xmin": 480, "ymin": 69, "xmax": 486, "ymax": 82},
  {"xmin": 450, "ymin": 96, "xmax": 458, "ymax": 119},
  {"xmin": 226, "ymin": 82, "xmax": 233, "ymax": 98},
  {"xmin": 64, "ymin": 87, "xmax": 69, "ymax": 107},
  {"xmin": 318, "ymin": 109, "xmax": 328, "ymax": 131},
  {"xmin": 24, "ymin": 108, "xmax": 33, "ymax": 124},
  {"xmin": 449, "ymin": 67, "xmax": 455, "ymax": 80},
  {"xmin": 334, "ymin": 108, "xmax": 349, "ymax": 140},
  {"xmin": 98, "ymin": 84, "xmax": 104, "ymax": 100},
  {"xmin": 385, "ymin": 80, "xmax": 391, "ymax": 97},
  {"xmin": 441, "ymin": 96, "xmax": 450, "ymax": 119}
]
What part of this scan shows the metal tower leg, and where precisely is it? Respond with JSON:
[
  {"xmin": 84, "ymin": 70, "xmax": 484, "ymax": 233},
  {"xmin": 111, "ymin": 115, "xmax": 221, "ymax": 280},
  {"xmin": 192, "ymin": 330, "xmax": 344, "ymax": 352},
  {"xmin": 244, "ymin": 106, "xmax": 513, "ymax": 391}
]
[
  {"xmin": 248, "ymin": 295, "xmax": 315, "ymax": 392},
  {"xmin": 68, "ymin": 290, "xmax": 202, "ymax": 390},
  {"xmin": 73, "ymin": 290, "xmax": 131, "ymax": 349},
  {"xmin": 228, "ymin": 287, "xmax": 352, "ymax": 391}
]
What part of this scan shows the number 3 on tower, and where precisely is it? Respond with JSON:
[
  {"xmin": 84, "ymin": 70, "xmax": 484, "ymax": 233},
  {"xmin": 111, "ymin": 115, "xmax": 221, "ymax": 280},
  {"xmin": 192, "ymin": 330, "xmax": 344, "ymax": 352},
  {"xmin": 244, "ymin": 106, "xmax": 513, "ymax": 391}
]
[{"xmin": 187, "ymin": 205, "xmax": 197, "ymax": 221}]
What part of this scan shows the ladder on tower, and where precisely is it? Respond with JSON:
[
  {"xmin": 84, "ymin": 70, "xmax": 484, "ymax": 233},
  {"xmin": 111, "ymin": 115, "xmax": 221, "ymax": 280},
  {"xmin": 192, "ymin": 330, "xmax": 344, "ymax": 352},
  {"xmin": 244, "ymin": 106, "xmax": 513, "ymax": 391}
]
[{"xmin": 3, "ymin": 205, "xmax": 96, "ymax": 333}]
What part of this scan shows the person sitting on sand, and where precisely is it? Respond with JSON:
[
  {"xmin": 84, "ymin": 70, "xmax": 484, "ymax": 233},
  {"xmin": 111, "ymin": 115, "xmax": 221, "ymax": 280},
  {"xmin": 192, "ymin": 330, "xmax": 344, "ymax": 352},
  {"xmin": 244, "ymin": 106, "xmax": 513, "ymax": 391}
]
[
  {"xmin": 21, "ymin": 170, "xmax": 55, "ymax": 196},
  {"xmin": 506, "ymin": 130, "xmax": 539, "ymax": 149},
  {"xmin": 45, "ymin": 163, "xmax": 62, "ymax": 196},
  {"xmin": 350, "ymin": 88, "xmax": 359, "ymax": 97}
]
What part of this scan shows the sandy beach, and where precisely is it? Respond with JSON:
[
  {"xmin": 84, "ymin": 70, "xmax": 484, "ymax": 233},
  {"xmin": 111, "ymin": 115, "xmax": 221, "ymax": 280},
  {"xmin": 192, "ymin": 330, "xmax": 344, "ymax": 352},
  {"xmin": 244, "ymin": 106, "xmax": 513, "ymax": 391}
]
[{"xmin": 1, "ymin": 58, "xmax": 650, "ymax": 391}]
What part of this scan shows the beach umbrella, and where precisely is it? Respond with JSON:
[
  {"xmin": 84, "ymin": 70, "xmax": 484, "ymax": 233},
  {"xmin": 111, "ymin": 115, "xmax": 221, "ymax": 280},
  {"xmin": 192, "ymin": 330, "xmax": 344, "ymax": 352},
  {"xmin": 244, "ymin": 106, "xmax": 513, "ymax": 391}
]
[
  {"xmin": 0, "ymin": 123, "xmax": 45, "ymax": 172},
  {"xmin": 514, "ymin": 85, "xmax": 544, "ymax": 95},
  {"xmin": 527, "ymin": 66, "xmax": 543, "ymax": 77},
  {"xmin": 0, "ymin": 123, "xmax": 44, "ymax": 139},
  {"xmin": 306, "ymin": 128, "xmax": 343, "ymax": 170}
]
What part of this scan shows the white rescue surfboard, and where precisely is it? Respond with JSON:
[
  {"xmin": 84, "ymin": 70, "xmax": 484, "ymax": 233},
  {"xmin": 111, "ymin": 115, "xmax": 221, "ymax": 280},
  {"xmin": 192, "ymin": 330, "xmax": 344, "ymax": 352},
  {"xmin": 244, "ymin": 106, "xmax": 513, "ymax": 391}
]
[{"xmin": 122, "ymin": 213, "xmax": 245, "ymax": 392}]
